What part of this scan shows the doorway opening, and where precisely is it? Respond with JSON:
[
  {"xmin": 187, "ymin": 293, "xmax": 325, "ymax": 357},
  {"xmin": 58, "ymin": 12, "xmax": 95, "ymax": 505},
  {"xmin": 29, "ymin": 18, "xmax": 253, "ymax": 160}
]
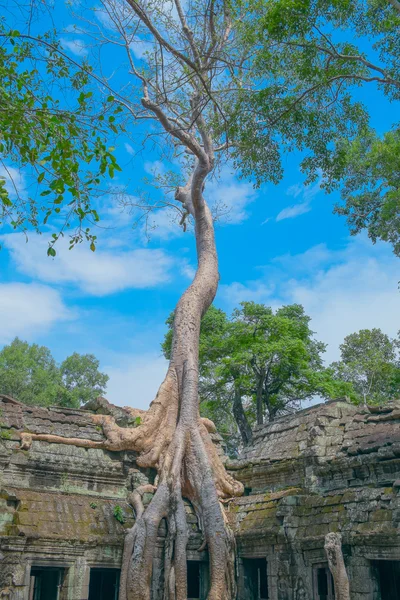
[
  {"xmin": 242, "ymin": 558, "xmax": 269, "ymax": 600},
  {"xmin": 373, "ymin": 560, "xmax": 400, "ymax": 600},
  {"xmin": 29, "ymin": 567, "xmax": 65, "ymax": 600},
  {"xmin": 88, "ymin": 568, "xmax": 120, "ymax": 600},
  {"xmin": 187, "ymin": 561, "xmax": 200, "ymax": 599},
  {"xmin": 313, "ymin": 564, "xmax": 335, "ymax": 600}
]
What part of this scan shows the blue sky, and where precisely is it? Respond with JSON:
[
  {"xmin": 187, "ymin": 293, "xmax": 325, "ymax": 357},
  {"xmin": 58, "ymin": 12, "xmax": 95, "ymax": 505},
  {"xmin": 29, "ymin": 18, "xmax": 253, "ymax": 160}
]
[{"xmin": 0, "ymin": 3, "xmax": 399, "ymax": 409}]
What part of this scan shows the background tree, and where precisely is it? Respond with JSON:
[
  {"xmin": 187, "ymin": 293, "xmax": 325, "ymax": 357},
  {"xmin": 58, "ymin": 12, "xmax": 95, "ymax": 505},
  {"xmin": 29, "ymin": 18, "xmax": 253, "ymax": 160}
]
[
  {"xmin": 0, "ymin": 338, "xmax": 61, "ymax": 407},
  {"xmin": 60, "ymin": 352, "xmax": 109, "ymax": 408},
  {"xmin": 163, "ymin": 303, "xmax": 352, "ymax": 452},
  {"xmin": 330, "ymin": 328, "xmax": 400, "ymax": 405},
  {"xmin": 0, "ymin": 338, "xmax": 108, "ymax": 408},
  {"xmin": 232, "ymin": 0, "xmax": 400, "ymax": 255}
]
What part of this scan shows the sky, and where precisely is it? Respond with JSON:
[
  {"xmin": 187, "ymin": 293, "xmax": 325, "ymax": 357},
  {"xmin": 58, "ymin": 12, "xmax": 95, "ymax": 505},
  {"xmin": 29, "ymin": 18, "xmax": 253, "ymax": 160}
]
[{"xmin": 0, "ymin": 3, "xmax": 399, "ymax": 410}]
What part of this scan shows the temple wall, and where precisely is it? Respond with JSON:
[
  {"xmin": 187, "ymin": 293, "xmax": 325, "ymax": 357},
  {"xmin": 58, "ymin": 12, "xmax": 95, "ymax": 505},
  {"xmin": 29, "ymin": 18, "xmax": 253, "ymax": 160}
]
[{"xmin": 1, "ymin": 396, "xmax": 400, "ymax": 599}]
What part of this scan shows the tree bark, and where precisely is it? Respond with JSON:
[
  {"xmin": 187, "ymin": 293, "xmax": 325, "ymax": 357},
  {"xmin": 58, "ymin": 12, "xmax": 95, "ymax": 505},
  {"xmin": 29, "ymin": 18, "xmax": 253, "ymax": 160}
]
[
  {"xmin": 256, "ymin": 376, "xmax": 264, "ymax": 425},
  {"xmin": 324, "ymin": 533, "xmax": 350, "ymax": 600},
  {"xmin": 232, "ymin": 387, "xmax": 253, "ymax": 446},
  {"xmin": 20, "ymin": 157, "xmax": 244, "ymax": 600}
]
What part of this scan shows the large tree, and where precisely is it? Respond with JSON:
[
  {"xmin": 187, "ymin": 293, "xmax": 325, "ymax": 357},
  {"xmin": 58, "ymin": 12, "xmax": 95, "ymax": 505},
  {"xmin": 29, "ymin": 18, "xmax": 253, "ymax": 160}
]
[
  {"xmin": 163, "ymin": 303, "xmax": 352, "ymax": 450},
  {"xmin": 330, "ymin": 328, "xmax": 400, "ymax": 405},
  {"xmin": 0, "ymin": 338, "xmax": 108, "ymax": 408},
  {"xmin": 3, "ymin": 0, "xmax": 390, "ymax": 598},
  {"xmin": 7, "ymin": 2, "xmax": 249, "ymax": 599}
]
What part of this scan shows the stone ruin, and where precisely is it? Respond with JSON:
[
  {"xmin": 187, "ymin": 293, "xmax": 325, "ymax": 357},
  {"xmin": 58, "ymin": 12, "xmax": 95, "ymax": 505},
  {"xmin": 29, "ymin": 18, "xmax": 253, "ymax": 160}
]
[{"xmin": 1, "ymin": 394, "xmax": 400, "ymax": 599}]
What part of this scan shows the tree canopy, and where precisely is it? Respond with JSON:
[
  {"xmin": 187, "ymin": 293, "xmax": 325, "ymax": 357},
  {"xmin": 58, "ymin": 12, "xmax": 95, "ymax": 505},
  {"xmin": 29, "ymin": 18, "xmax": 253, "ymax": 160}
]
[
  {"xmin": 232, "ymin": 0, "xmax": 400, "ymax": 254},
  {"xmin": 0, "ymin": 338, "xmax": 108, "ymax": 408},
  {"xmin": 330, "ymin": 328, "xmax": 400, "ymax": 405},
  {"xmin": 163, "ymin": 302, "xmax": 352, "ymax": 452}
]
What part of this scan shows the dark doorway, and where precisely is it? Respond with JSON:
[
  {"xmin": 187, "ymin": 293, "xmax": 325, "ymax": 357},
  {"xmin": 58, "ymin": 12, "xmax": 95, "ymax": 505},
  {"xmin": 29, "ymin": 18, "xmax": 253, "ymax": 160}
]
[
  {"xmin": 242, "ymin": 558, "xmax": 269, "ymax": 600},
  {"xmin": 313, "ymin": 565, "xmax": 335, "ymax": 600},
  {"xmin": 29, "ymin": 567, "xmax": 65, "ymax": 600},
  {"xmin": 187, "ymin": 561, "xmax": 201, "ymax": 599},
  {"xmin": 88, "ymin": 568, "xmax": 120, "ymax": 600},
  {"xmin": 373, "ymin": 560, "xmax": 400, "ymax": 600}
]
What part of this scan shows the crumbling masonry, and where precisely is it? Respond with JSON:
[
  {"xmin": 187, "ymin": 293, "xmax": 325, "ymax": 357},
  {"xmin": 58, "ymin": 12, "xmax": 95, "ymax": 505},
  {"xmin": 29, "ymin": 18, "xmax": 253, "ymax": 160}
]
[{"xmin": 1, "ymin": 395, "xmax": 400, "ymax": 599}]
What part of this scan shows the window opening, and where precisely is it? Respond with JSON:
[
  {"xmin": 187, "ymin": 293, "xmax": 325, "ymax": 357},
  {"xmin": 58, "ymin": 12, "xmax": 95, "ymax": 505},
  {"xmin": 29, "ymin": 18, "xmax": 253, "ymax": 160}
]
[
  {"xmin": 242, "ymin": 558, "xmax": 269, "ymax": 600},
  {"xmin": 88, "ymin": 568, "xmax": 120, "ymax": 600},
  {"xmin": 29, "ymin": 567, "xmax": 65, "ymax": 600},
  {"xmin": 313, "ymin": 565, "xmax": 335, "ymax": 600},
  {"xmin": 373, "ymin": 560, "xmax": 400, "ymax": 600},
  {"xmin": 187, "ymin": 561, "xmax": 201, "ymax": 599}
]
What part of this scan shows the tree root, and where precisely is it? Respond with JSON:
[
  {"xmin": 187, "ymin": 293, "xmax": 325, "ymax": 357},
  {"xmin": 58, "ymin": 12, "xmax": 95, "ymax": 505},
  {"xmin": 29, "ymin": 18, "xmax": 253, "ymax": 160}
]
[
  {"xmin": 18, "ymin": 367, "xmax": 243, "ymax": 600},
  {"xmin": 324, "ymin": 533, "xmax": 350, "ymax": 600}
]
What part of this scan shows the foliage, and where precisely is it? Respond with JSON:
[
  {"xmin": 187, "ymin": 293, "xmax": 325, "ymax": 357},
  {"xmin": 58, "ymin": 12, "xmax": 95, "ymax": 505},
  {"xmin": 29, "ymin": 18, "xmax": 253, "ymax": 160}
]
[
  {"xmin": 113, "ymin": 504, "xmax": 125, "ymax": 524},
  {"xmin": 59, "ymin": 352, "xmax": 109, "ymax": 408},
  {"xmin": 0, "ymin": 338, "xmax": 108, "ymax": 408},
  {"xmin": 0, "ymin": 338, "xmax": 61, "ymax": 406},
  {"xmin": 333, "ymin": 129, "xmax": 400, "ymax": 256},
  {"xmin": 232, "ymin": 0, "xmax": 400, "ymax": 254},
  {"xmin": 330, "ymin": 328, "xmax": 400, "ymax": 404},
  {"xmin": 163, "ymin": 303, "xmax": 350, "ymax": 452},
  {"xmin": 0, "ymin": 19, "xmax": 123, "ymax": 253}
]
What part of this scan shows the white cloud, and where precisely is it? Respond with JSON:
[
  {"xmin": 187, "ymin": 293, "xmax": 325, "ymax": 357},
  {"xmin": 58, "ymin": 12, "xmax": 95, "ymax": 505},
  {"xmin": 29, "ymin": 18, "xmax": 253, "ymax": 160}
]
[
  {"xmin": 276, "ymin": 201, "xmax": 311, "ymax": 221},
  {"xmin": 129, "ymin": 38, "xmax": 153, "ymax": 60},
  {"xmin": 144, "ymin": 160, "xmax": 165, "ymax": 176},
  {"xmin": 219, "ymin": 281, "xmax": 275, "ymax": 308},
  {"xmin": 207, "ymin": 168, "xmax": 256, "ymax": 224},
  {"xmin": 276, "ymin": 176, "xmax": 322, "ymax": 221},
  {"xmin": 285, "ymin": 243, "xmax": 400, "ymax": 362},
  {"xmin": 124, "ymin": 143, "xmax": 135, "ymax": 156},
  {"xmin": 218, "ymin": 237, "xmax": 400, "ymax": 363},
  {"xmin": 144, "ymin": 208, "xmax": 184, "ymax": 241},
  {"xmin": 2, "ymin": 234, "xmax": 174, "ymax": 296},
  {"xmin": 180, "ymin": 261, "xmax": 196, "ymax": 280},
  {"xmin": 60, "ymin": 38, "xmax": 88, "ymax": 57},
  {"xmin": 104, "ymin": 353, "xmax": 169, "ymax": 409},
  {"xmin": 0, "ymin": 283, "xmax": 72, "ymax": 345}
]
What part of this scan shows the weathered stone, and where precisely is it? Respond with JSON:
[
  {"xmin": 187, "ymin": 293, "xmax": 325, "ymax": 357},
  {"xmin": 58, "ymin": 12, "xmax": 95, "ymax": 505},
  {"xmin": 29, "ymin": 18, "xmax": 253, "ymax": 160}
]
[{"xmin": 1, "ymin": 398, "xmax": 400, "ymax": 600}]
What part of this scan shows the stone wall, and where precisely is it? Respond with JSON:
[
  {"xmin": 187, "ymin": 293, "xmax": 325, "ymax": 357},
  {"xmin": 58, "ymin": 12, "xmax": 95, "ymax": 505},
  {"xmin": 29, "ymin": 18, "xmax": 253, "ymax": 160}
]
[
  {"xmin": 1, "ymin": 396, "xmax": 400, "ymax": 599},
  {"xmin": 0, "ymin": 396, "xmax": 212, "ymax": 599},
  {"xmin": 228, "ymin": 400, "xmax": 400, "ymax": 600}
]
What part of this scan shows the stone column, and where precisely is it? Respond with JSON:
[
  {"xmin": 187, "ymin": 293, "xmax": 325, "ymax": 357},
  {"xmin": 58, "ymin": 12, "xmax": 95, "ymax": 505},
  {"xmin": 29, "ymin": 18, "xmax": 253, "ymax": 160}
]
[{"xmin": 63, "ymin": 558, "xmax": 90, "ymax": 600}]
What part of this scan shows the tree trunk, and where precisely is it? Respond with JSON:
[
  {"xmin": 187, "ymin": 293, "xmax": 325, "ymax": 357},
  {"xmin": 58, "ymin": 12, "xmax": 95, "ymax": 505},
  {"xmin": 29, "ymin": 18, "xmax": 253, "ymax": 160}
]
[
  {"xmin": 324, "ymin": 533, "xmax": 350, "ymax": 600},
  {"xmin": 19, "ymin": 158, "xmax": 244, "ymax": 600},
  {"xmin": 256, "ymin": 376, "xmax": 264, "ymax": 425},
  {"xmin": 120, "ymin": 157, "xmax": 244, "ymax": 600},
  {"xmin": 232, "ymin": 387, "xmax": 253, "ymax": 446}
]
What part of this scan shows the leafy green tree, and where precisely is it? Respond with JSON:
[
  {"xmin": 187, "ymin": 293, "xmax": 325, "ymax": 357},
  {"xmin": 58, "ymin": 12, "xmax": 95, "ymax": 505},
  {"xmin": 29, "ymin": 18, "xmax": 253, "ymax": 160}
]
[
  {"xmin": 333, "ymin": 129, "xmax": 400, "ymax": 256},
  {"xmin": 163, "ymin": 303, "xmax": 350, "ymax": 451},
  {"xmin": 232, "ymin": 0, "xmax": 400, "ymax": 254},
  {"xmin": 0, "ymin": 338, "xmax": 61, "ymax": 407},
  {"xmin": 221, "ymin": 302, "xmax": 349, "ymax": 425},
  {"xmin": 330, "ymin": 328, "xmax": 400, "ymax": 405},
  {"xmin": 0, "ymin": 338, "xmax": 108, "ymax": 408},
  {"xmin": 60, "ymin": 352, "xmax": 109, "ymax": 408}
]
